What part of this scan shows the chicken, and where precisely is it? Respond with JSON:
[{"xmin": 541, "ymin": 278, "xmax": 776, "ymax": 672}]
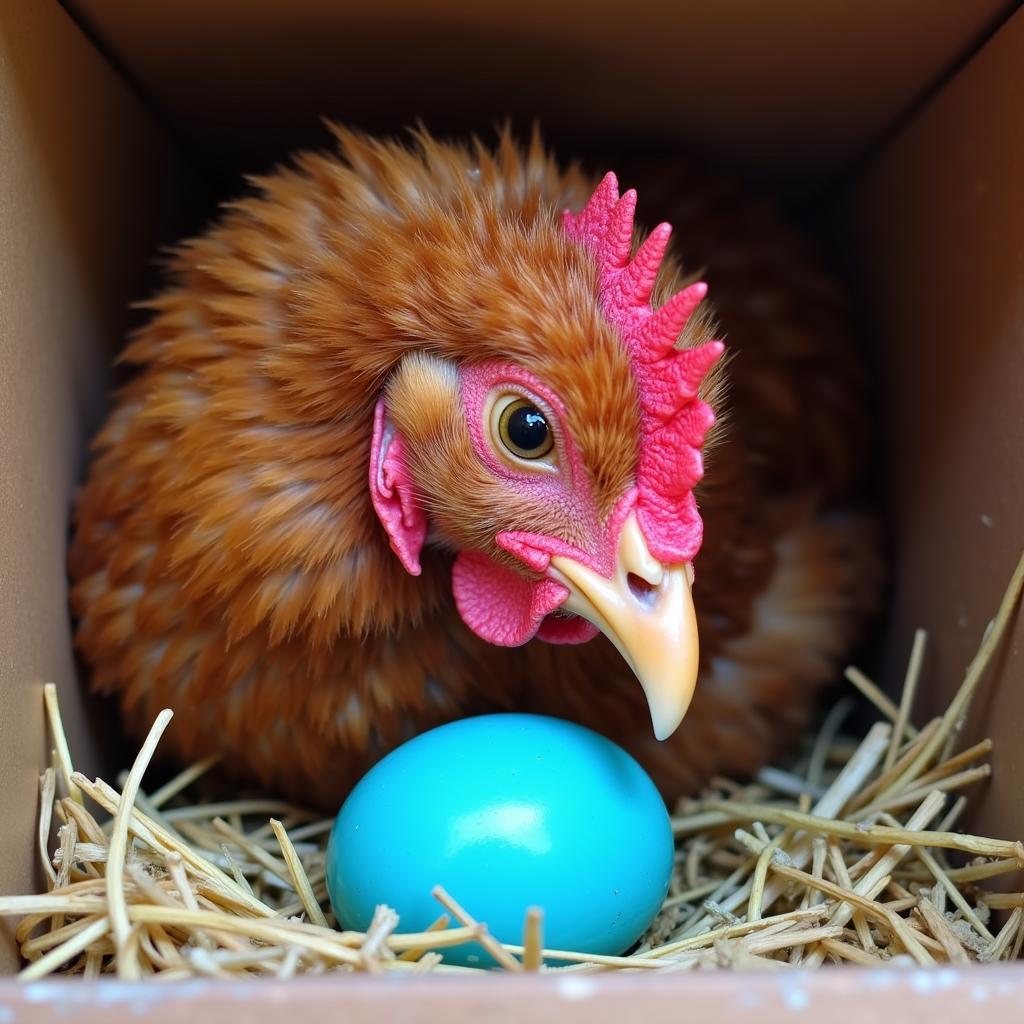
[{"xmin": 69, "ymin": 127, "xmax": 880, "ymax": 808}]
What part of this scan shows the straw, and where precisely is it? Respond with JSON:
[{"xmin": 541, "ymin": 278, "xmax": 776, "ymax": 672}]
[{"xmin": 1, "ymin": 550, "xmax": 1022, "ymax": 977}]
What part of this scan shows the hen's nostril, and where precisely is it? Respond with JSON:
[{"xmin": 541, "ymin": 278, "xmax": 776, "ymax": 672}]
[{"xmin": 627, "ymin": 571, "xmax": 659, "ymax": 607}]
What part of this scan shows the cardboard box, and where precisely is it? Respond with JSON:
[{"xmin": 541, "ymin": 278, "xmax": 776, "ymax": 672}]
[{"xmin": 2, "ymin": 0, "xmax": 1023, "ymax": 1015}]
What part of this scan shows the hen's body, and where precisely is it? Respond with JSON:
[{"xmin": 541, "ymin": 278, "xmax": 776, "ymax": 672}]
[{"xmin": 70, "ymin": 131, "xmax": 879, "ymax": 807}]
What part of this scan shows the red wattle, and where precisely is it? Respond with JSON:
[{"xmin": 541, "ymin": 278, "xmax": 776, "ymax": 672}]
[{"xmin": 452, "ymin": 549, "xmax": 569, "ymax": 647}]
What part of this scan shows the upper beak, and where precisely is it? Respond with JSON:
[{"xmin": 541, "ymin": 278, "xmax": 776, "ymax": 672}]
[{"xmin": 547, "ymin": 513, "xmax": 699, "ymax": 741}]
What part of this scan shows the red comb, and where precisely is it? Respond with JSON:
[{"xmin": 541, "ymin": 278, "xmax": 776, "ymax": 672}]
[{"xmin": 563, "ymin": 172, "xmax": 723, "ymax": 564}]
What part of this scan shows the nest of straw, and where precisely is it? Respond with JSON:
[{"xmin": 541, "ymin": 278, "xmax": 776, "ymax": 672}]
[{"xmin": 3, "ymin": 554, "xmax": 1023, "ymax": 980}]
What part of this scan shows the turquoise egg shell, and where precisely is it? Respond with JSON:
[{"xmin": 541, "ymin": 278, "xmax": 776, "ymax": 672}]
[{"xmin": 326, "ymin": 713, "xmax": 673, "ymax": 967}]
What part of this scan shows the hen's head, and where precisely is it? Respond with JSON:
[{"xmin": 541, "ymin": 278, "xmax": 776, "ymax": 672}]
[{"xmin": 327, "ymin": 134, "xmax": 723, "ymax": 740}]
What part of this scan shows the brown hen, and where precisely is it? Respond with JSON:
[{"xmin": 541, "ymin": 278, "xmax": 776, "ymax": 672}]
[{"xmin": 69, "ymin": 128, "xmax": 880, "ymax": 807}]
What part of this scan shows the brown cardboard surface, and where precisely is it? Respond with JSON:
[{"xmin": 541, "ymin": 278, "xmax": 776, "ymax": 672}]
[
  {"xmin": 0, "ymin": 0, "xmax": 202, "ymax": 972},
  {"xmin": 3, "ymin": 0, "xmax": 1024, "ymax": 1000},
  {"xmin": 67, "ymin": 0, "xmax": 1012, "ymax": 194},
  {"xmin": 835, "ymin": 8, "xmax": 1024, "ymax": 842},
  {"xmin": 2, "ymin": 965, "xmax": 1024, "ymax": 1021}
]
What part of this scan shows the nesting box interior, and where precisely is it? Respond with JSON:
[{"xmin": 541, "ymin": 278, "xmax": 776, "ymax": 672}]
[{"xmin": 3, "ymin": 0, "xmax": 1024, "ymax": 1007}]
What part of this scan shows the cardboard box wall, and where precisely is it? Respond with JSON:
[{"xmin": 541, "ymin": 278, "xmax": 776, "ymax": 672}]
[{"xmin": 2, "ymin": 0, "xmax": 1023, "ymax": 1015}]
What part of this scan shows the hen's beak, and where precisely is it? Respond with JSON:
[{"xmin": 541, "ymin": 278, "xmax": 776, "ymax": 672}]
[{"xmin": 548, "ymin": 513, "xmax": 699, "ymax": 741}]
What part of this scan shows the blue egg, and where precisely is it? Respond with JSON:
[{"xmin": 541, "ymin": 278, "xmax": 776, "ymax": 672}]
[{"xmin": 326, "ymin": 713, "xmax": 673, "ymax": 966}]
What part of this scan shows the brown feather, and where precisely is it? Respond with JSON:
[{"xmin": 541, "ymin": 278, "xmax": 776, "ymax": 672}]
[{"xmin": 69, "ymin": 128, "xmax": 880, "ymax": 806}]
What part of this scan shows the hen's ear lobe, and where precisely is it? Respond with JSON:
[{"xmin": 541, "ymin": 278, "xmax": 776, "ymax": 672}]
[{"xmin": 369, "ymin": 399, "xmax": 427, "ymax": 576}]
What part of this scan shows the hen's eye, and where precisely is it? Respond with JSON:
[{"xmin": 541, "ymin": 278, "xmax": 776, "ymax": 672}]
[{"xmin": 498, "ymin": 399, "xmax": 554, "ymax": 460}]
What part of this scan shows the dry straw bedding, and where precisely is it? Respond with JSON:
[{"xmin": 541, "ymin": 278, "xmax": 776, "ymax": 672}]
[{"xmin": 3, "ymin": 554, "xmax": 1024, "ymax": 979}]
